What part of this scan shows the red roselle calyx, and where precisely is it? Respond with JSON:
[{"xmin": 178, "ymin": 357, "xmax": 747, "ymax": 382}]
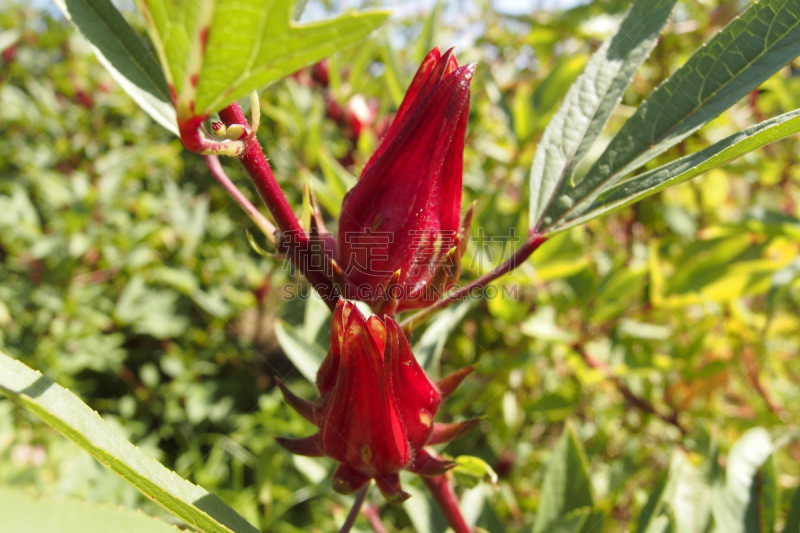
[
  {"xmin": 276, "ymin": 299, "xmax": 477, "ymax": 501},
  {"xmin": 334, "ymin": 48, "xmax": 475, "ymax": 314}
]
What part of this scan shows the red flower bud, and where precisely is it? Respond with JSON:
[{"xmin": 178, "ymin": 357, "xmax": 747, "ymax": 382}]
[
  {"xmin": 335, "ymin": 48, "xmax": 474, "ymax": 312},
  {"xmin": 277, "ymin": 299, "xmax": 477, "ymax": 501}
]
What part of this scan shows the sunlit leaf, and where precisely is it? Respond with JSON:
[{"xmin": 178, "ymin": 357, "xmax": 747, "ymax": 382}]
[
  {"xmin": 0, "ymin": 351, "xmax": 259, "ymax": 533},
  {"xmin": 135, "ymin": 0, "xmax": 389, "ymax": 119}
]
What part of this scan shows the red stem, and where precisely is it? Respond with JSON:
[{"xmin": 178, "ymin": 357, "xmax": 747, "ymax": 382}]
[
  {"xmin": 204, "ymin": 155, "xmax": 276, "ymax": 241},
  {"xmin": 339, "ymin": 486, "xmax": 368, "ymax": 533},
  {"xmin": 218, "ymin": 102, "xmax": 338, "ymax": 309},
  {"xmin": 401, "ymin": 233, "xmax": 546, "ymax": 330},
  {"xmin": 423, "ymin": 475, "xmax": 471, "ymax": 533}
]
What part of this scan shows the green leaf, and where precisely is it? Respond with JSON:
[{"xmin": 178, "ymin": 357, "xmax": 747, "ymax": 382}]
[
  {"xmin": 541, "ymin": 0, "xmax": 800, "ymax": 231},
  {"xmin": 539, "ymin": 507, "xmax": 591, "ymax": 533},
  {"xmin": 711, "ymin": 427, "xmax": 774, "ymax": 533},
  {"xmin": 551, "ymin": 109, "xmax": 800, "ymax": 233},
  {"xmin": 744, "ymin": 454, "xmax": 778, "ymax": 533},
  {"xmin": 529, "ymin": 0, "xmax": 676, "ymax": 230},
  {"xmin": 453, "ymin": 455, "xmax": 499, "ymax": 489},
  {"xmin": 415, "ymin": 1, "xmax": 444, "ymax": 64},
  {"xmin": 0, "ymin": 351, "xmax": 259, "ymax": 533},
  {"xmin": 533, "ymin": 422, "xmax": 594, "ymax": 533},
  {"xmin": 53, "ymin": 0, "xmax": 177, "ymax": 135},
  {"xmin": 0, "ymin": 485, "xmax": 183, "ymax": 533},
  {"xmin": 643, "ymin": 515, "xmax": 673, "ymax": 533},
  {"xmin": 380, "ymin": 32, "xmax": 406, "ymax": 108},
  {"xmin": 274, "ymin": 319, "xmax": 327, "ymax": 382},
  {"xmin": 785, "ymin": 486, "xmax": 800, "ymax": 533},
  {"xmin": 413, "ymin": 299, "xmax": 475, "ymax": 373},
  {"xmin": 135, "ymin": 0, "xmax": 389, "ymax": 119}
]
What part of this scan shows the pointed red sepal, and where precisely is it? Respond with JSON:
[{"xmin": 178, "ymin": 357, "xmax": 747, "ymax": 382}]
[
  {"xmin": 275, "ymin": 434, "xmax": 324, "ymax": 457},
  {"xmin": 407, "ymin": 448, "xmax": 457, "ymax": 477},
  {"xmin": 428, "ymin": 419, "xmax": 482, "ymax": 445},
  {"xmin": 277, "ymin": 382, "xmax": 316, "ymax": 425},
  {"xmin": 332, "ymin": 464, "xmax": 371, "ymax": 495},
  {"xmin": 384, "ymin": 317, "xmax": 441, "ymax": 448},
  {"xmin": 319, "ymin": 306, "xmax": 410, "ymax": 474},
  {"xmin": 437, "ymin": 366, "xmax": 474, "ymax": 400},
  {"xmin": 374, "ymin": 472, "xmax": 411, "ymax": 503},
  {"xmin": 317, "ymin": 299, "xmax": 354, "ymax": 396}
]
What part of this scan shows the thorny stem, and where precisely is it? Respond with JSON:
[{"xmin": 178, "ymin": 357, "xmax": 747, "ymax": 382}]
[
  {"xmin": 339, "ymin": 486, "xmax": 369, "ymax": 533},
  {"xmin": 204, "ymin": 155, "xmax": 277, "ymax": 245},
  {"xmin": 571, "ymin": 343, "xmax": 687, "ymax": 435},
  {"xmin": 401, "ymin": 232, "xmax": 547, "ymax": 331},
  {"xmin": 423, "ymin": 474, "xmax": 472, "ymax": 533},
  {"xmin": 217, "ymin": 102, "xmax": 338, "ymax": 310}
]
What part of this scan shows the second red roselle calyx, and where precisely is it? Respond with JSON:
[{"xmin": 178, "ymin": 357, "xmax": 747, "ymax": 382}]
[
  {"xmin": 334, "ymin": 48, "xmax": 475, "ymax": 313},
  {"xmin": 276, "ymin": 299, "xmax": 477, "ymax": 501}
]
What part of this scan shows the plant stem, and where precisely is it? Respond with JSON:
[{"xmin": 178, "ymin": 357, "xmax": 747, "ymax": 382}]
[
  {"xmin": 204, "ymin": 155, "xmax": 277, "ymax": 244},
  {"xmin": 339, "ymin": 486, "xmax": 369, "ymax": 533},
  {"xmin": 401, "ymin": 233, "xmax": 546, "ymax": 330},
  {"xmin": 571, "ymin": 343, "xmax": 687, "ymax": 435},
  {"xmin": 423, "ymin": 474, "xmax": 471, "ymax": 533},
  {"xmin": 363, "ymin": 503, "xmax": 389, "ymax": 533},
  {"xmin": 218, "ymin": 102, "xmax": 338, "ymax": 309}
]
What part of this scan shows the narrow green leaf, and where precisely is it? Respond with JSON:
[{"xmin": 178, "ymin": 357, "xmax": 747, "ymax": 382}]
[
  {"xmin": 0, "ymin": 486, "xmax": 183, "ymax": 533},
  {"xmin": 643, "ymin": 515, "xmax": 673, "ymax": 533},
  {"xmin": 542, "ymin": 0, "xmax": 800, "ymax": 231},
  {"xmin": 380, "ymin": 32, "xmax": 406, "ymax": 108},
  {"xmin": 53, "ymin": 0, "xmax": 177, "ymax": 134},
  {"xmin": 533, "ymin": 422, "xmax": 594, "ymax": 533},
  {"xmin": 135, "ymin": 0, "xmax": 389, "ymax": 119},
  {"xmin": 0, "ymin": 351, "xmax": 259, "ymax": 533},
  {"xmin": 413, "ymin": 299, "xmax": 475, "ymax": 373},
  {"xmin": 415, "ymin": 1, "xmax": 444, "ymax": 64},
  {"xmin": 274, "ymin": 320, "xmax": 326, "ymax": 382},
  {"xmin": 529, "ymin": 0, "xmax": 676, "ymax": 230},
  {"xmin": 541, "ymin": 506, "xmax": 591, "ymax": 533},
  {"xmin": 551, "ymin": 109, "xmax": 800, "ymax": 233},
  {"xmin": 744, "ymin": 455, "xmax": 778, "ymax": 533},
  {"xmin": 784, "ymin": 486, "xmax": 800, "ymax": 533},
  {"xmin": 711, "ymin": 427, "xmax": 774, "ymax": 533}
]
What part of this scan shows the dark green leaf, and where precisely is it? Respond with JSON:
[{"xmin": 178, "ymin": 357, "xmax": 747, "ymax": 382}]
[
  {"xmin": 529, "ymin": 0, "xmax": 676, "ymax": 230},
  {"xmin": 542, "ymin": 0, "xmax": 800, "ymax": 231},
  {"xmin": 533, "ymin": 423, "xmax": 594, "ymax": 533},
  {"xmin": 550, "ymin": 109, "xmax": 800, "ymax": 232}
]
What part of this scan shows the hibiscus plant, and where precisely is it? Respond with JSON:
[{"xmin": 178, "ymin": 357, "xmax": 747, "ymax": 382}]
[{"xmin": 3, "ymin": 0, "xmax": 800, "ymax": 531}]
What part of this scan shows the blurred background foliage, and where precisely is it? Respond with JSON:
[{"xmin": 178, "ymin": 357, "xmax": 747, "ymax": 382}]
[{"xmin": 1, "ymin": 0, "xmax": 800, "ymax": 531}]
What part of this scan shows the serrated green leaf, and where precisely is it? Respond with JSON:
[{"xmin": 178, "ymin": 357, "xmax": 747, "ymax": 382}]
[
  {"xmin": 274, "ymin": 320, "xmax": 326, "ymax": 382},
  {"xmin": 135, "ymin": 0, "xmax": 389, "ymax": 118},
  {"xmin": 0, "ymin": 351, "xmax": 259, "ymax": 533},
  {"xmin": 552, "ymin": 109, "xmax": 800, "ymax": 233},
  {"xmin": 541, "ymin": 0, "xmax": 800, "ymax": 231},
  {"xmin": 529, "ymin": 0, "xmax": 676, "ymax": 230},
  {"xmin": 533, "ymin": 423, "xmax": 594, "ymax": 533},
  {"xmin": 52, "ymin": 0, "xmax": 177, "ymax": 134},
  {"xmin": 0, "ymin": 485, "xmax": 183, "ymax": 533}
]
